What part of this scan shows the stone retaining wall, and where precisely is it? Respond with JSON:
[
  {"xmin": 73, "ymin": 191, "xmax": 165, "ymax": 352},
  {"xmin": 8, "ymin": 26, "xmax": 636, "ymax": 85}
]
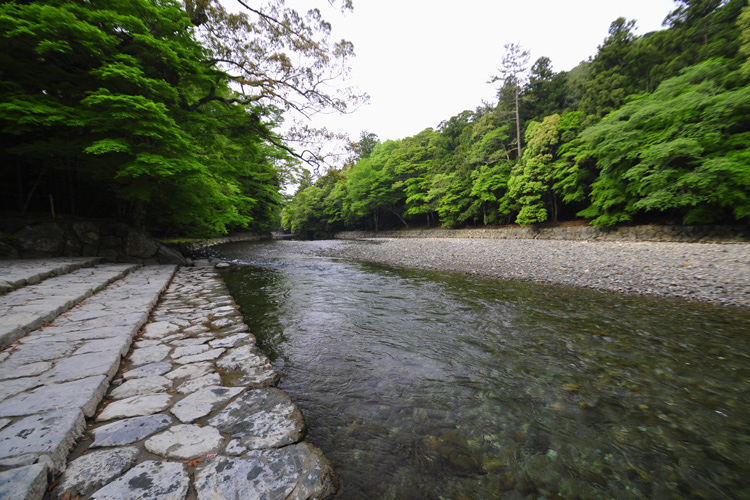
[
  {"xmin": 335, "ymin": 224, "xmax": 750, "ymax": 244},
  {"xmin": 0, "ymin": 217, "xmax": 186, "ymax": 265},
  {"xmin": 177, "ymin": 232, "xmax": 270, "ymax": 253}
]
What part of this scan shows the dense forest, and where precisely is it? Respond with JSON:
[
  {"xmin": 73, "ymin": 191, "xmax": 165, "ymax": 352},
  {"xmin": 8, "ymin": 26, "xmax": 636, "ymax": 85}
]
[
  {"xmin": 283, "ymin": 0, "xmax": 750, "ymax": 238},
  {"xmin": 0, "ymin": 0, "xmax": 360, "ymax": 237}
]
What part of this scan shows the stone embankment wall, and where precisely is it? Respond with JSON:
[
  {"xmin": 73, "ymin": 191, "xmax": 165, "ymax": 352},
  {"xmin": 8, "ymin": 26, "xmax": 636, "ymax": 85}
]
[
  {"xmin": 335, "ymin": 224, "xmax": 750, "ymax": 244},
  {"xmin": 0, "ymin": 217, "xmax": 185, "ymax": 265},
  {"xmin": 177, "ymin": 232, "xmax": 270, "ymax": 253}
]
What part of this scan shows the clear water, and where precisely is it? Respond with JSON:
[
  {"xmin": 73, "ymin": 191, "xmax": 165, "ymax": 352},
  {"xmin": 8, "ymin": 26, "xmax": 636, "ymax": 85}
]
[{"xmin": 208, "ymin": 240, "xmax": 750, "ymax": 500}]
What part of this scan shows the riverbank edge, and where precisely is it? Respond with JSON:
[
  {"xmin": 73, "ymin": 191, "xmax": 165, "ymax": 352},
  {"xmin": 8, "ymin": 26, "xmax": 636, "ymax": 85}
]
[{"xmin": 334, "ymin": 223, "xmax": 750, "ymax": 244}]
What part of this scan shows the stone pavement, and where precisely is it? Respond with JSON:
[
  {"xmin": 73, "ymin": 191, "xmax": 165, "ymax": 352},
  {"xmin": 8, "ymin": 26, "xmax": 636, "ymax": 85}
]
[{"xmin": 0, "ymin": 260, "xmax": 338, "ymax": 500}]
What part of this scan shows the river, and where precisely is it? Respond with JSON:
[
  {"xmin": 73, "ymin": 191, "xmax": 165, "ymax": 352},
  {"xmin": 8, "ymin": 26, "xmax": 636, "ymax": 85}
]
[{"xmin": 205, "ymin": 240, "xmax": 750, "ymax": 500}]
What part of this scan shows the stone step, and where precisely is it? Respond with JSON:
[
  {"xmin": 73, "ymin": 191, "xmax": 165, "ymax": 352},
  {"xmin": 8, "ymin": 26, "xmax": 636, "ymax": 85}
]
[
  {"xmin": 47, "ymin": 267, "xmax": 338, "ymax": 500},
  {"xmin": 0, "ymin": 257, "xmax": 102, "ymax": 294},
  {"xmin": 0, "ymin": 263, "xmax": 139, "ymax": 348},
  {"xmin": 0, "ymin": 265, "xmax": 177, "ymax": 490}
]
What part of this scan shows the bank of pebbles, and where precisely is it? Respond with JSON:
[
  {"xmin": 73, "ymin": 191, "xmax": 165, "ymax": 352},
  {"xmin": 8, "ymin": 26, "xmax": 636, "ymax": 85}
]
[
  {"xmin": 53, "ymin": 266, "xmax": 338, "ymax": 500},
  {"xmin": 322, "ymin": 238, "xmax": 750, "ymax": 308}
]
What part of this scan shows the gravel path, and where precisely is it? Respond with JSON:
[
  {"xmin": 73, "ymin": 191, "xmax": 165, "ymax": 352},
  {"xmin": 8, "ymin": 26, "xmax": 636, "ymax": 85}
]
[{"xmin": 321, "ymin": 238, "xmax": 750, "ymax": 308}]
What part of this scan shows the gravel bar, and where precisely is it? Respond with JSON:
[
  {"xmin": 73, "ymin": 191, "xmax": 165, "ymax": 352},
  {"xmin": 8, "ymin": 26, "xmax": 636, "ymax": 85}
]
[{"xmin": 321, "ymin": 238, "xmax": 750, "ymax": 308}]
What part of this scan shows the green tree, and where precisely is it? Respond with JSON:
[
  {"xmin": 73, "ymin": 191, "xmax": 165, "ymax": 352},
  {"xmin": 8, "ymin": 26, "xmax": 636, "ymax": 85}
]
[{"xmin": 579, "ymin": 59, "xmax": 750, "ymax": 225}]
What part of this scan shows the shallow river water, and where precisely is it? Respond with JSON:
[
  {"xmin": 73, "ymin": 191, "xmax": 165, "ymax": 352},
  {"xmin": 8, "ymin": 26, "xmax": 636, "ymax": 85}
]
[{"xmin": 207, "ymin": 240, "xmax": 750, "ymax": 500}]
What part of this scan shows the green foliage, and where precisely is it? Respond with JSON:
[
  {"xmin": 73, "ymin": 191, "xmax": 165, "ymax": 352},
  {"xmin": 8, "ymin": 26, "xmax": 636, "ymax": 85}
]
[
  {"xmin": 579, "ymin": 59, "xmax": 750, "ymax": 225},
  {"xmin": 0, "ymin": 0, "xmax": 284, "ymax": 236},
  {"xmin": 282, "ymin": 0, "xmax": 748, "ymax": 236}
]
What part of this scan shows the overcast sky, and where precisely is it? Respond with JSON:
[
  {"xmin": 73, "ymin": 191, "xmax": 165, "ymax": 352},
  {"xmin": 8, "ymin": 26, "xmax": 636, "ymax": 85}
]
[{"xmin": 284, "ymin": 0, "xmax": 678, "ymax": 143}]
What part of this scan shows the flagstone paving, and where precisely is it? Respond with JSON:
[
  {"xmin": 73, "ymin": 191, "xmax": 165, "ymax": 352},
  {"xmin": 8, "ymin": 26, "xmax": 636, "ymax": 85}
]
[{"xmin": 0, "ymin": 261, "xmax": 338, "ymax": 500}]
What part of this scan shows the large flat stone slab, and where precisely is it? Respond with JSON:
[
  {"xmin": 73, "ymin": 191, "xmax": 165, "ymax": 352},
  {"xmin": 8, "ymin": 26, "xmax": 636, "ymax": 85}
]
[
  {"xmin": 129, "ymin": 345, "xmax": 171, "ymax": 367},
  {"xmin": 144, "ymin": 424, "xmax": 223, "ymax": 460},
  {"xmin": 0, "ymin": 409, "xmax": 85, "ymax": 471},
  {"xmin": 96, "ymin": 394, "xmax": 172, "ymax": 422},
  {"xmin": 41, "ymin": 351, "xmax": 121, "ymax": 384},
  {"xmin": 170, "ymin": 386, "xmax": 243, "ymax": 423},
  {"xmin": 91, "ymin": 415, "xmax": 173, "ymax": 448},
  {"xmin": 165, "ymin": 362, "xmax": 214, "ymax": 381},
  {"xmin": 0, "ymin": 463, "xmax": 48, "ymax": 500},
  {"xmin": 194, "ymin": 444, "xmax": 339, "ymax": 500},
  {"xmin": 53, "ymin": 447, "xmax": 140, "ymax": 499},
  {"xmin": 123, "ymin": 362, "xmax": 172, "ymax": 380},
  {"xmin": 110, "ymin": 376, "xmax": 171, "ymax": 400},
  {"xmin": 207, "ymin": 388, "xmax": 305, "ymax": 449},
  {"xmin": 90, "ymin": 460, "xmax": 189, "ymax": 500},
  {"xmin": 0, "ymin": 375, "xmax": 108, "ymax": 418}
]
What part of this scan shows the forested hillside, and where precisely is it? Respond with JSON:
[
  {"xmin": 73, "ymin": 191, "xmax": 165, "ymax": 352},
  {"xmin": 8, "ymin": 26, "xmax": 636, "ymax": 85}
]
[
  {"xmin": 0, "ymin": 0, "xmax": 358, "ymax": 237},
  {"xmin": 283, "ymin": 0, "xmax": 750, "ymax": 238}
]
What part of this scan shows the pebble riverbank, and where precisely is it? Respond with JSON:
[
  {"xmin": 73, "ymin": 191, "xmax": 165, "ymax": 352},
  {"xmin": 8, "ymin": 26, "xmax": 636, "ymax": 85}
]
[{"xmin": 321, "ymin": 238, "xmax": 750, "ymax": 308}]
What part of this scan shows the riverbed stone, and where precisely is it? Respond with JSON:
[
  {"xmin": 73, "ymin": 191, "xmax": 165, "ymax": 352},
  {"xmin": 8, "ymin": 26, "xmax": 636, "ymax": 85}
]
[
  {"xmin": 53, "ymin": 447, "xmax": 140, "ymax": 499},
  {"xmin": 194, "ymin": 443, "xmax": 338, "ymax": 500},
  {"xmin": 144, "ymin": 424, "xmax": 223, "ymax": 460},
  {"xmin": 0, "ymin": 375, "xmax": 108, "ymax": 418},
  {"xmin": 0, "ymin": 463, "xmax": 48, "ymax": 500},
  {"xmin": 170, "ymin": 386, "xmax": 243, "ymax": 423},
  {"xmin": 91, "ymin": 415, "xmax": 173, "ymax": 448},
  {"xmin": 90, "ymin": 460, "xmax": 189, "ymax": 500},
  {"xmin": 207, "ymin": 388, "xmax": 305, "ymax": 449},
  {"xmin": 165, "ymin": 361, "xmax": 214, "ymax": 381},
  {"xmin": 129, "ymin": 345, "xmax": 171, "ymax": 366},
  {"xmin": 110, "ymin": 375, "xmax": 172, "ymax": 400},
  {"xmin": 97, "ymin": 394, "xmax": 172, "ymax": 421},
  {"xmin": 122, "ymin": 361, "xmax": 172, "ymax": 379},
  {"xmin": 176, "ymin": 373, "xmax": 222, "ymax": 394},
  {"xmin": 0, "ymin": 409, "xmax": 85, "ymax": 471}
]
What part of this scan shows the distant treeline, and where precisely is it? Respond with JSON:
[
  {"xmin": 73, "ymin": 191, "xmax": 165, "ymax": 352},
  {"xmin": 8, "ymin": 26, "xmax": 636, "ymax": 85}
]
[{"xmin": 283, "ymin": 0, "xmax": 750, "ymax": 238}]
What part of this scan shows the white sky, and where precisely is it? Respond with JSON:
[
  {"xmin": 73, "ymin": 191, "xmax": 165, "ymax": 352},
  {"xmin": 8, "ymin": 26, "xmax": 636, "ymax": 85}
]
[{"xmin": 289, "ymin": 0, "xmax": 678, "ymax": 143}]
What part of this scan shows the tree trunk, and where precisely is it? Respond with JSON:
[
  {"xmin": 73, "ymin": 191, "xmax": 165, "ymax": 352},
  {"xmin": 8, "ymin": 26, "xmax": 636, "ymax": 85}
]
[{"xmin": 515, "ymin": 84, "xmax": 522, "ymax": 159}]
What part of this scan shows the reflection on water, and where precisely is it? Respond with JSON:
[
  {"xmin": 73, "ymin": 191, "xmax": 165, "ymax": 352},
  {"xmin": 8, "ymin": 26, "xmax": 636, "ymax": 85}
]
[{"xmin": 211, "ymin": 241, "xmax": 750, "ymax": 500}]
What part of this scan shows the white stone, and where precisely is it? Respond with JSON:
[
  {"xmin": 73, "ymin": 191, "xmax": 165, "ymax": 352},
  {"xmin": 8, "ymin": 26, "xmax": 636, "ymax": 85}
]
[
  {"xmin": 97, "ymin": 394, "xmax": 172, "ymax": 422},
  {"xmin": 0, "ymin": 409, "xmax": 85, "ymax": 472},
  {"xmin": 194, "ymin": 444, "xmax": 338, "ymax": 500},
  {"xmin": 110, "ymin": 376, "xmax": 172, "ymax": 399},
  {"xmin": 176, "ymin": 373, "xmax": 222, "ymax": 395},
  {"xmin": 172, "ymin": 344, "xmax": 209, "ymax": 359},
  {"xmin": 209, "ymin": 333, "xmax": 252, "ymax": 349},
  {"xmin": 145, "ymin": 425, "xmax": 223, "ymax": 460},
  {"xmin": 91, "ymin": 415, "xmax": 173, "ymax": 448},
  {"xmin": 170, "ymin": 386, "xmax": 243, "ymax": 423},
  {"xmin": 140, "ymin": 321, "xmax": 180, "ymax": 339},
  {"xmin": 172, "ymin": 348, "xmax": 225, "ymax": 365},
  {"xmin": 129, "ymin": 345, "xmax": 171, "ymax": 367},
  {"xmin": 122, "ymin": 362, "xmax": 172, "ymax": 379},
  {"xmin": 165, "ymin": 362, "xmax": 214, "ymax": 381},
  {"xmin": 90, "ymin": 460, "xmax": 189, "ymax": 500},
  {"xmin": 0, "ymin": 375, "xmax": 108, "ymax": 418},
  {"xmin": 53, "ymin": 447, "xmax": 140, "ymax": 499},
  {"xmin": 0, "ymin": 463, "xmax": 48, "ymax": 500}
]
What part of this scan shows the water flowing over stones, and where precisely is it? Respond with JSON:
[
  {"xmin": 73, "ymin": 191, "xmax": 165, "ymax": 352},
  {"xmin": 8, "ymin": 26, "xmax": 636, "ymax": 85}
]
[{"xmin": 0, "ymin": 260, "xmax": 338, "ymax": 500}]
